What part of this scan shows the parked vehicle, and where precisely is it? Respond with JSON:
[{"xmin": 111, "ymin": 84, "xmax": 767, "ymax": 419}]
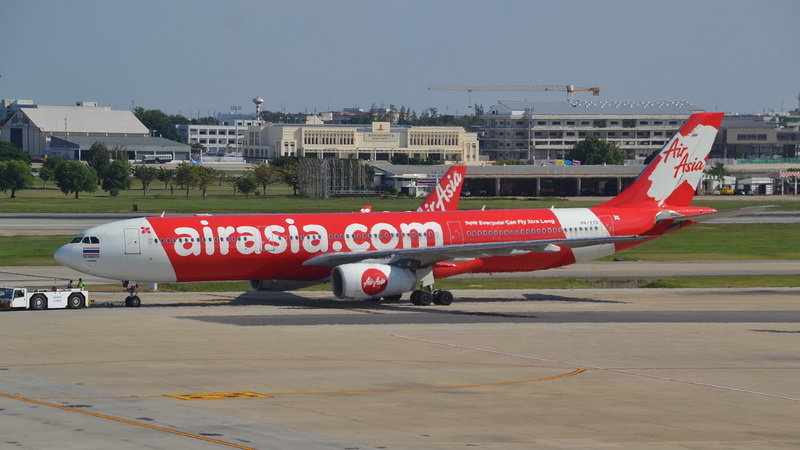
[{"xmin": 0, "ymin": 287, "xmax": 89, "ymax": 310}]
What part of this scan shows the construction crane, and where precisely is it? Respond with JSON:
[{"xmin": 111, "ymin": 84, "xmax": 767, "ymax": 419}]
[{"xmin": 427, "ymin": 84, "xmax": 601, "ymax": 103}]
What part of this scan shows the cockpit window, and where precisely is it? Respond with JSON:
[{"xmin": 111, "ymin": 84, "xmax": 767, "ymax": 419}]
[
  {"xmin": 71, "ymin": 236, "xmax": 84, "ymax": 244},
  {"xmin": 90, "ymin": 237, "xmax": 99, "ymax": 244},
  {"xmin": 82, "ymin": 237, "xmax": 91, "ymax": 244}
]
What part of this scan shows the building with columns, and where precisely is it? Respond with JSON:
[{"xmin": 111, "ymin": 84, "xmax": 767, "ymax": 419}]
[{"xmin": 242, "ymin": 121, "xmax": 480, "ymax": 164}]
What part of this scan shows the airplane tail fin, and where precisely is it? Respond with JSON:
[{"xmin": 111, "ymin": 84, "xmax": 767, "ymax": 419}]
[
  {"xmin": 417, "ymin": 165, "xmax": 467, "ymax": 212},
  {"xmin": 601, "ymin": 112, "xmax": 724, "ymax": 208}
]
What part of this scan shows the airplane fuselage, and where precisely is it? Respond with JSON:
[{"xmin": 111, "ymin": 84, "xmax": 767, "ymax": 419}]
[{"xmin": 54, "ymin": 204, "xmax": 709, "ymax": 284}]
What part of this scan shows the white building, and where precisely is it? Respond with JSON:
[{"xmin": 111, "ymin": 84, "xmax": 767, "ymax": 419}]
[
  {"xmin": 481, "ymin": 100, "xmax": 702, "ymax": 163},
  {"xmin": 175, "ymin": 118, "xmax": 263, "ymax": 155},
  {"xmin": 0, "ymin": 103, "xmax": 149, "ymax": 158},
  {"xmin": 242, "ymin": 121, "xmax": 480, "ymax": 164},
  {"xmin": 1, "ymin": 99, "xmax": 36, "ymax": 123}
]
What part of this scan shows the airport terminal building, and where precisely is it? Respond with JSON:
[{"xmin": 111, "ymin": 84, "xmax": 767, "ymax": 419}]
[
  {"xmin": 242, "ymin": 121, "xmax": 480, "ymax": 164},
  {"xmin": 481, "ymin": 100, "xmax": 701, "ymax": 163}
]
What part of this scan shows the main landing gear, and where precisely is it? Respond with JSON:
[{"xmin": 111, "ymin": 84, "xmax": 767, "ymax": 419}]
[
  {"xmin": 123, "ymin": 281, "xmax": 141, "ymax": 308},
  {"xmin": 406, "ymin": 268, "xmax": 453, "ymax": 306},
  {"xmin": 410, "ymin": 288, "xmax": 453, "ymax": 306}
]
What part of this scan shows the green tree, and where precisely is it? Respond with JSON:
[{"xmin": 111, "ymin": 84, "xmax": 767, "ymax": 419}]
[
  {"xmin": 101, "ymin": 160, "xmax": 132, "ymax": 197},
  {"xmin": 251, "ymin": 162, "xmax": 281, "ymax": 195},
  {"xmin": 568, "ymin": 135, "xmax": 626, "ymax": 165},
  {"xmin": 175, "ymin": 162, "xmax": 199, "ymax": 199},
  {"xmin": 55, "ymin": 161, "xmax": 98, "ymax": 198},
  {"xmin": 133, "ymin": 165, "xmax": 159, "ymax": 196},
  {"xmin": 195, "ymin": 165, "xmax": 219, "ymax": 199},
  {"xmin": 271, "ymin": 156, "xmax": 300, "ymax": 195},
  {"xmin": 390, "ymin": 153, "xmax": 409, "ymax": 165},
  {"xmin": 134, "ymin": 107, "xmax": 181, "ymax": 142},
  {"xmin": 87, "ymin": 141, "xmax": 111, "ymax": 185},
  {"xmin": 0, "ymin": 141, "xmax": 30, "ymax": 162},
  {"xmin": 38, "ymin": 155, "xmax": 66, "ymax": 188},
  {"xmin": 0, "ymin": 159, "xmax": 34, "ymax": 198},
  {"xmin": 706, "ymin": 162, "xmax": 729, "ymax": 181},
  {"xmin": 111, "ymin": 145, "xmax": 129, "ymax": 162},
  {"xmin": 235, "ymin": 174, "xmax": 258, "ymax": 197},
  {"xmin": 706, "ymin": 163, "xmax": 731, "ymax": 192},
  {"xmin": 157, "ymin": 167, "xmax": 177, "ymax": 195}
]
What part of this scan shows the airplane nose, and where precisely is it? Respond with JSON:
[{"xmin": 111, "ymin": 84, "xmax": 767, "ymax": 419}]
[{"xmin": 54, "ymin": 244, "xmax": 77, "ymax": 268}]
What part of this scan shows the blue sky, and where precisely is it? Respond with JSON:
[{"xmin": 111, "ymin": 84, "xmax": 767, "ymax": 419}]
[{"xmin": 2, "ymin": 0, "xmax": 798, "ymax": 117}]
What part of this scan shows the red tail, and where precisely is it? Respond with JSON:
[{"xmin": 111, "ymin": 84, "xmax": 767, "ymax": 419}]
[
  {"xmin": 601, "ymin": 112, "xmax": 723, "ymax": 208},
  {"xmin": 417, "ymin": 165, "xmax": 467, "ymax": 212}
]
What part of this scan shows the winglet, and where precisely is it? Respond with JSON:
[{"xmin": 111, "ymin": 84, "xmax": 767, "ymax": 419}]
[{"xmin": 417, "ymin": 165, "xmax": 467, "ymax": 212}]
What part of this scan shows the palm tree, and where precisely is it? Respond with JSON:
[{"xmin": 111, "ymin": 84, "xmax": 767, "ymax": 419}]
[{"xmin": 706, "ymin": 163, "xmax": 731, "ymax": 194}]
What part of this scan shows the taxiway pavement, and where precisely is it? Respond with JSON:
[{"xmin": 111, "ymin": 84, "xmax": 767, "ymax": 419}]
[{"xmin": 2, "ymin": 288, "xmax": 800, "ymax": 449}]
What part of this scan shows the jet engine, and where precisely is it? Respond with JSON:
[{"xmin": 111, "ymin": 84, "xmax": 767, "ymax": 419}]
[{"xmin": 331, "ymin": 263, "xmax": 417, "ymax": 300}]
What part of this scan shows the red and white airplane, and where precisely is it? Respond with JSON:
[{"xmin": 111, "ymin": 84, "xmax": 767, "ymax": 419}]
[{"xmin": 55, "ymin": 112, "xmax": 751, "ymax": 307}]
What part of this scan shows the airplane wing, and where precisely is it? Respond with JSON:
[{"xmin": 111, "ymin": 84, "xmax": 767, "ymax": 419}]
[
  {"xmin": 656, "ymin": 205, "xmax": 775, "ymax": 224},
  {"xmin": 302, "ymin": 235, "xmax": 646, "ymax": 269}
]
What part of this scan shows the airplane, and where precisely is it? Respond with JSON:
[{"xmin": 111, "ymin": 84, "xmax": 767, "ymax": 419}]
[{"xmin": 54, "ymin": 112, "xmax": 758, "ymax": 307}]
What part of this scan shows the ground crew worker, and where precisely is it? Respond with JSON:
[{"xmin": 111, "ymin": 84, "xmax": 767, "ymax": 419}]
[{"xmin": 77, "ymin": 278, "xmax": 84, "ymax": 289}]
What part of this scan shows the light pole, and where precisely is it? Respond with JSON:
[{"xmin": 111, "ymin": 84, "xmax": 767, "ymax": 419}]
[{"xmin": 231, "ymin": 105, "xmax": 242, "ymax": 154}]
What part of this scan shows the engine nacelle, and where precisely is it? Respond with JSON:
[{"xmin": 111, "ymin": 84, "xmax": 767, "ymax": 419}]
[{"xmin": 331, "ymin": 263, "xmax": 417, "ymax": 300}]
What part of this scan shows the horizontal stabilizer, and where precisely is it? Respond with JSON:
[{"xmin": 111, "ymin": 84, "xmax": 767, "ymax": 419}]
[{"xmin": 657, "ymin": 205, "xmax": 776, "ymax": 224}]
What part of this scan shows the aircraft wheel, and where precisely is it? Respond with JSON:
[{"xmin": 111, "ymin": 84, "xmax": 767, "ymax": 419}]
[
  {"xmin": 30, "ymin": 294, "xmax": 47, "ymax": 310},
  {"xmin": 125, "ymin": 296, "xmax": 141, "ymax": 307},
  {"xmin": 67, "ymin": 293, "xmax": 84, "ymax": 309},
  {"xmin": 416, "ymin": 290, "xmax": 432, "ymax": 306},
  {"xmin": 383, "ymin": 294, "xmax": 402, "ymax": 302},
  {"xmin": 438, "ymin": 290, "xmax": 453, "ymax": 306}
]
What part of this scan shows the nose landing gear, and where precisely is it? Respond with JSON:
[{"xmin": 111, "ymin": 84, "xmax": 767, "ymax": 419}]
[{"xmin": 123, "ymin": 281, "xmax": 141, "ymax": 307}]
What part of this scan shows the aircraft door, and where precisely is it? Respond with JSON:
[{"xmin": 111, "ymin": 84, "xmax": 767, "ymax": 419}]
[
  {"xmin": 124, "ymin": 228, "xmax": 141, "ymax": 254},
  {"xmin": 447, "ymin": 221, "xmax": 464, "ymax": 245}
]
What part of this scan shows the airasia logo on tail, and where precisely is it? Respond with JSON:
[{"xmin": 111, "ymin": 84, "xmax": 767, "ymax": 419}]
[
  {"xmin": 419, "ymin": 168, "xmax": 464, "ymax": 212},
  {"xmin": 661, "ymin": 137, "xmax": 704, "ymax": 179},
  {"xmin": 361, "ymin": 268, "xmax": 388, "ymax": 296}
]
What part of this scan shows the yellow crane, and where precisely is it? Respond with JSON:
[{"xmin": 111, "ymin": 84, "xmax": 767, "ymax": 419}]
[{"xmin": 427, "ymin": 84, "xmax": 601, "ymax": 103}]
